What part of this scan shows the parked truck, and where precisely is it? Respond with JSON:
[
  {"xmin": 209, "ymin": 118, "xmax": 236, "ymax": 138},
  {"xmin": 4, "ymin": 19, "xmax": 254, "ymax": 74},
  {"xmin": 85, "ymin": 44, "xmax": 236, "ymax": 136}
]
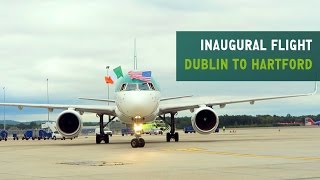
[
  {"xmin": 22, "ymin": 130, "xmax": 35, "ymax": 140},
  {"xmin": 22, "ymin": 129, "xmax": 55, "ymax": 140},
  {"xmin": 184, "ymin": 125, "xmax": 196, "ymax": 133},
  {"xmin": 12, "ymin": 133, "xmax": 19, "ymax": 140},
  {"xmin": 0, "ymin": 130, "xmax": 8, "ymax": 141},
  {"xmin": 38, "ymin": 129, "xmax": 52, "ymax": 140},
  {"xmin": 121, "ymin": 128, "xmax": 134, "ymax": 136}
]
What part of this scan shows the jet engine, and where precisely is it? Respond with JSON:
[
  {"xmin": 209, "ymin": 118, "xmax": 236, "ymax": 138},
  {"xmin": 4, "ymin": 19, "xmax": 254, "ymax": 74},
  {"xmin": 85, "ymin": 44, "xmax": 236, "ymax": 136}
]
[
  {"xmin": 56, "ymin": 110, "xmax": 83, "ymax": 138},
  {"xmin": 191, "ymin": 107, "xmax": 219, "ymax": 134}
]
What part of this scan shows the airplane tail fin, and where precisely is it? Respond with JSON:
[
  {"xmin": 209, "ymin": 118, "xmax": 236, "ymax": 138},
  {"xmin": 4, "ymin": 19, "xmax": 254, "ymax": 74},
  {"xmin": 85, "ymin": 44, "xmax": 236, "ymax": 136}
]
[{"xmin": 305, "ymin": 117, "xmax": 315, "ymax": 125}]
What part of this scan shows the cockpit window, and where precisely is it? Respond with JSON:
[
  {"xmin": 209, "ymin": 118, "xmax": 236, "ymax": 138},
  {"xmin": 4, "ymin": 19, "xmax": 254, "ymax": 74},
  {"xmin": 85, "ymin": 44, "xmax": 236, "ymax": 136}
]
[
  {"xmin": 126, "ymin": 83, "xmax": 137, "ymax": 91},
  {"xmin": 120, "ymin": 83, "xmax": 157, "ymax": 91},
  {"xmin": 139, "ymin": 83, "xmax": 150, "ymax": 91}
]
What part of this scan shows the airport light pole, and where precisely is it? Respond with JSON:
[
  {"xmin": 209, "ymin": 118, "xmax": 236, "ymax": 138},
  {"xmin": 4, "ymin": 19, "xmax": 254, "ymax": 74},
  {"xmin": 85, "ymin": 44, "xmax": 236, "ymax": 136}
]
[
  {"xmin": 3, "ymin": 87, "xmax": 5, "ymax": 130},
  {"xmin": 47, "ymin": 78, "xmax": 49, "ymax": 122}
]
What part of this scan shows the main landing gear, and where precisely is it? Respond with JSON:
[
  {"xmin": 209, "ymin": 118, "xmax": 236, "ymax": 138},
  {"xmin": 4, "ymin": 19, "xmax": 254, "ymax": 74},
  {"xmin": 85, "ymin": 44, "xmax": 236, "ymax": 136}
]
[
  {"xmin": 161, "ymin": 113, "xmax": 179, "ymax": 142},
  {"xmin": 96, "ymin": 114, "xmax": 111, "ymax": 144}
]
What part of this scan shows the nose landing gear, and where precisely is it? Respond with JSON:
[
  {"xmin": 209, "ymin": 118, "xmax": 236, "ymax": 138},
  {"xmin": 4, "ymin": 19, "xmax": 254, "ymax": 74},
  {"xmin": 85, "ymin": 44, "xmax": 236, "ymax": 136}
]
[
  {"xmin": 131, "ymin": 138, "xmax": 145, "ymax": 148},
  {"xmin": 131, "ymin": 123, "xmax": 145, "ymax": 148}
]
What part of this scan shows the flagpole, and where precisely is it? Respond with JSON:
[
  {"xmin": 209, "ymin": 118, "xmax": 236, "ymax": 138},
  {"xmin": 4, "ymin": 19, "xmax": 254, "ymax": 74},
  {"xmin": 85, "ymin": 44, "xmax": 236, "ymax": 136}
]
[
  {"xmin": 106, "ymin": 66, "xmax": 110, "ymax": 105},
  {"xmin": 134, "ymin": 39, "xmax": 137, "ymax": 70},
  {"xmin": 106, "ymin": 66, "xmax": 110, "ymax": 128}
]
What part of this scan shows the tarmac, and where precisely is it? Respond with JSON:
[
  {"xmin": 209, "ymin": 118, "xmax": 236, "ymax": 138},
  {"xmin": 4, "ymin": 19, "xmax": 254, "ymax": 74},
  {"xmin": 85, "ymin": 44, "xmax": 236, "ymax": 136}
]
[{"xmin": 0, "ymin": 126, "xmax": 320, "ymax": 180}]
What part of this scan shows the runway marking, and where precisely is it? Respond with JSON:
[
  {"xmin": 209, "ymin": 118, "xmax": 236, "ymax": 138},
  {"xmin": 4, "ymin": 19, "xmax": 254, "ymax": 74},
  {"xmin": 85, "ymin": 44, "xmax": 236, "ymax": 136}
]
[
  {"xmin": 161, "ymin": 147, "xmax": 205, "ymax": 152},
  {"xmin": 58, "ymin": 161, "xmax": 128, "ymax": 166},
  {"xmin": 160, "ymin": 147, "xmax": 320, "ymax": 161}
]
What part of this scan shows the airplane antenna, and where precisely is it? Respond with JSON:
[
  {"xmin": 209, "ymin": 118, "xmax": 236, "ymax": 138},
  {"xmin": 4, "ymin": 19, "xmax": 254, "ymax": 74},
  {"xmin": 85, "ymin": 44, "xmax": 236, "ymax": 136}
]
[{"xmin": 134, "ymin": 38, "xmax": 137, "ymax": 70}]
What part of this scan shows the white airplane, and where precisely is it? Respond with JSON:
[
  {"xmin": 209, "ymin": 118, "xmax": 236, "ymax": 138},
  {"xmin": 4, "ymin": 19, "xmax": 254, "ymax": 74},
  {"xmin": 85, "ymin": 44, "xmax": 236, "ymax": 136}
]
[{"xmin": 0, "ymin": 73, "xmax": 317, "ymax": 148}]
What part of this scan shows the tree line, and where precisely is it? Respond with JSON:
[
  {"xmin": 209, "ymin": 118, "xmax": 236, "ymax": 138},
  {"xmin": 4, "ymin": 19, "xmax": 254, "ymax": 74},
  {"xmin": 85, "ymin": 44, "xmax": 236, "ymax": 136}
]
[
  {"xmin": 2, "ymin": 114, "xmax": 319, "ymax": 130},
  {"xmin": 174, "ymin": 114, "xmax": 319, "ymax": 129}
]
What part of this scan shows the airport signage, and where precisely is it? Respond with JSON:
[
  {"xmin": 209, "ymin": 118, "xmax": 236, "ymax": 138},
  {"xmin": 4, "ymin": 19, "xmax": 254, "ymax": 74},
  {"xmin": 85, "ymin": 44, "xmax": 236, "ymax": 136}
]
[{"xmin": 176, "ymin": 31, "xmax": 320, "ymax": 81}]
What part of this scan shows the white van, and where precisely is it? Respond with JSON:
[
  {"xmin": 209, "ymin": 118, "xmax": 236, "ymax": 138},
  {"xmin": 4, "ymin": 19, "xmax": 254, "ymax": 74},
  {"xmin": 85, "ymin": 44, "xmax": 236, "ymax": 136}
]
[
  {"xmin": 95, "ymin": 127, "xmax": 113, "ymax": 136},
  {"xmin": 52, "ymin": 131, "xmax": 68, "ymax": 140}
]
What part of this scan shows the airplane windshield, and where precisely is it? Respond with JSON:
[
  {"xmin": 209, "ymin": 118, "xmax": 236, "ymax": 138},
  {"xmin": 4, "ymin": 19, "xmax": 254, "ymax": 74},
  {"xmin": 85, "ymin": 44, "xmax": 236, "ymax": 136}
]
[
  {"xmin": 121, "ymin": 83, "xmax": 156, "ymax": 91},
  {"xmin": 126, "ymin": 83, "xmax": 137, "ymax": 91},
  {"xmin": 139, "ymin": 83, "xmax": 150, "ymax": 90}
]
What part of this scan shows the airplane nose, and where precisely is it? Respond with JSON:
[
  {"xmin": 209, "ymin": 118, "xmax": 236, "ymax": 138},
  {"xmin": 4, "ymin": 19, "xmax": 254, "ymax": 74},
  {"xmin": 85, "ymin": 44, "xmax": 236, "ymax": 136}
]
[{"xmin": 125, "ymin": 92, "xmax": 157, "ymax": 117}]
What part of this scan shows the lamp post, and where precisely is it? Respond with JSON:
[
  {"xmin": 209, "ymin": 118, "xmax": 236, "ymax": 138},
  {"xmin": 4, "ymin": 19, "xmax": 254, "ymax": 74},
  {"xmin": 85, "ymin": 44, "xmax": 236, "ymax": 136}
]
[
  {"xmin": 47, "ymin": 78, "xmax": 49, "ymax": 122},
  {"xmin": 3, "ymin": 87, "xmax": 5, "ymax": 130}
]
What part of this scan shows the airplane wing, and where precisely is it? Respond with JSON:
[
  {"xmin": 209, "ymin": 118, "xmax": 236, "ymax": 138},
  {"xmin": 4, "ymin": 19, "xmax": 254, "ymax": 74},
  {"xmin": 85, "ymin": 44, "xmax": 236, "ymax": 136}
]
[
  {"xmin": 78, "ymin": 97, "xmax": 116, "ymax": 103},
  {"xmin": 159, "ymin": 83, "xmax": 317, "ymax": 114},
  {"xmin": 160, "ymin": 95, "xmax": 192, "ymax": 101},
  {"xmin": 0, "ymin": 103, "xmax": 116, "ymax": 116}
]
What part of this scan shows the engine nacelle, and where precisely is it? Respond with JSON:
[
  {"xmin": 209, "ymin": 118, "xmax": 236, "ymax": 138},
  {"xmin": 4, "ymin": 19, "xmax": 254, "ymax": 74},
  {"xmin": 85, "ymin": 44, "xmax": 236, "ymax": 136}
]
[
  {"xmin": 191, "ymin": 107, "xmax": 219, "ymax": 134},
  {"xmin": 56, "ymin": 110, "xmax": 82, "ymax": 138}
]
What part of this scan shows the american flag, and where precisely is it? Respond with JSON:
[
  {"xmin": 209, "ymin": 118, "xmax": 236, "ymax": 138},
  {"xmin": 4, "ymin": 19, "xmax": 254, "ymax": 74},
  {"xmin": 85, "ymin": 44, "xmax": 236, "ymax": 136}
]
[{"xmin": 128, "ymin": 71, "xmax": 151, "ymax": 82}]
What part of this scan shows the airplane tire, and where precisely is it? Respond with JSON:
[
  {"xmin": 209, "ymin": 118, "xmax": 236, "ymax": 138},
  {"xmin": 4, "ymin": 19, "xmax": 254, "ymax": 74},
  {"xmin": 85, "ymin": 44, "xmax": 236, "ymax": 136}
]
[
  {"xmin": 166, "ymin": 133, "xmax": 170, "ymax": 142},
  {"xmin": 103, "ymin": 135, "xmax": 109, "ymax": 144},
  {"xmin": 131, "ymin": 139, "xmax": 139, "ymax": 148},
  {"xmin": 138, "ymin": 138, "xmax": 145, "ymax": 147},
  {"xmin": 96, "ymin": 134, "xmax": 101, "ymax": 144},
  {"xmin": 174, "ymin": 132, "xmax": 179, "ymax": 142}
]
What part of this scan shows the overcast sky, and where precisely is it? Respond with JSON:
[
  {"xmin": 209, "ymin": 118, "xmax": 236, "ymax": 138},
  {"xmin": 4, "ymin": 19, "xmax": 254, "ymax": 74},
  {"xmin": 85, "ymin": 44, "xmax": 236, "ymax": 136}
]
[{"xmin": 0, "ymin": 0, "xmax": 319, "ymax": 122}]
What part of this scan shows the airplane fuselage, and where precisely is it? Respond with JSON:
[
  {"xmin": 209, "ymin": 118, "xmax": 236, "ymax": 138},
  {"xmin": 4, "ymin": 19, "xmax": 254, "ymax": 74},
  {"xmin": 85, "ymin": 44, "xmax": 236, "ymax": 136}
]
[{"xmin": 115, "ymin": 90, "xmax": 161, "ymax": 124}]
